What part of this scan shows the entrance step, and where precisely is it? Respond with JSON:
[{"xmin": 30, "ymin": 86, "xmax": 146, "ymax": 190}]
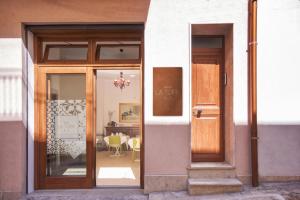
[
  {"xmin": 23, "ymin": 189, "xmax": 147, "ymax": 200},
  {"xmin": 188, "ymin": 178, "xmax": 242, "ymax": 195},
  {"xmin": 188, "ymin": 162, "xmax": 236, "ymax": 178}
]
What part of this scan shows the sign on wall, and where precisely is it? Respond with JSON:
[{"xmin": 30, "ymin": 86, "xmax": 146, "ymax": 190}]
[{"xmin": 153, "ymin": 67, "xmax": 182, "ymax": 116}]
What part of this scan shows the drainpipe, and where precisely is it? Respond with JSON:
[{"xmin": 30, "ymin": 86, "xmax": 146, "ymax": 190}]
[{"xmin": 248, "ymin": 0, "xmax": 259, "ymax": 187}]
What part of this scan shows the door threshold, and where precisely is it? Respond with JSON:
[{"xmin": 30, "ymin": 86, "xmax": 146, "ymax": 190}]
[{"xmin": 189, "ymin": 162, "xmax": 235, "ymax": 170}]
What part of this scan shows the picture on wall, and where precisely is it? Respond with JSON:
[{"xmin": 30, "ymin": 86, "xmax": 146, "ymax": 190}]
[{"xmin": 119, "ymin": 103, "xmax": 140, "ymax": 123}]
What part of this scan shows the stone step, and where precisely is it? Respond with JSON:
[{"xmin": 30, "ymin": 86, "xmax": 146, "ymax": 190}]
[
  {"xmin": 23, "ymin": 189, "xmax": 147, "ymax": 200},
  {"xmin": 188, "ymin": 162, "xmax": 236, "ymax": 178},
  {"xmin": 188, "ymin": 178, "xmax": 242, "ymax": 195}
]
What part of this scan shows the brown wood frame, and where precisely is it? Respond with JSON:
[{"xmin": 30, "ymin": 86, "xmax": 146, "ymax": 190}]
[
  {"xmin": 34, "ymin": 29, "xmax": 143, "ymax": 65},
  {"xmin": 33, "ymin": 30, "xmax": 144, "ymax": 189},
  {"xmin": 36, "ymin": 67, "xmax": 94, "ymax": 189},
  {"xmin": 43, "ymin": 44, "xmax": 89, "ymax": 63},
  {"xmin": 191, "ymin": 45, "xmax": 225, "ymax": 162},
  {"xmin": 95, "ymin": 44, "xmax": 141, "ymax": 64}
]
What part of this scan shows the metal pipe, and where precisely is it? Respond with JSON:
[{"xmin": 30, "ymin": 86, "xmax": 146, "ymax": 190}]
[{"xmin": 248, "ymin": 0, "xmax": 259, "ymax": 187}]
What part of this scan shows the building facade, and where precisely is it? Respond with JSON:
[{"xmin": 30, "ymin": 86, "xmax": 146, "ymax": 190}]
[{"xmin": 0, "ymin": 0, "xmax": 300, "ymax": 199}]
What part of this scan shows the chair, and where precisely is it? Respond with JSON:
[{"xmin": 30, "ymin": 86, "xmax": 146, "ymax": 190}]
[
  {"xmin": 108, "ymin": 135, "xmax": 121, "ymax": 156},
  {"xmin": 131, "ymin": 137, "xmax": 140, "ymax": 161}
]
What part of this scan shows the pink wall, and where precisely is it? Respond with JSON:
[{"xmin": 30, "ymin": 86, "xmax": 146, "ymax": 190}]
[
  {"xmin": 235, "ymin": 125, "xmax": 251, "ymax": 179},
  {"xmin": 145, "ymin": 124, "xmax": 190, "ymax": 175},
  {"xmin": 235, "ymin": 124, "xmax": 300, "ymax": 182},
  {"xmin": 258, "ymin": 125, "xmax": 300, "ymax": 177},
  {"xmin": 0, "ymin": 121, "xmax": 26, "ymax": 197}
]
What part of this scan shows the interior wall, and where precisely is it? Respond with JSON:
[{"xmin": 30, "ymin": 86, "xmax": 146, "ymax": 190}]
[{"xmin": 96, "ymin": 71, "xmax": 140, "ymax": 135}]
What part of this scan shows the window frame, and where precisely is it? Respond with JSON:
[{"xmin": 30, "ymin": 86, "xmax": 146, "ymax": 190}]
[
  {"xmin": 43, "ymin": 44, "xmax": 89, "ymax": 64},
  {"xmin": 95, "ymin": 44, "xmax": 141, "ymax": 64}
]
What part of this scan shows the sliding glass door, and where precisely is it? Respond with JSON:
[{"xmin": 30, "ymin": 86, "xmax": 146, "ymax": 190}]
[{"xmin": 36, "ymin": 67, "xmax": 94, "ymax": 188}]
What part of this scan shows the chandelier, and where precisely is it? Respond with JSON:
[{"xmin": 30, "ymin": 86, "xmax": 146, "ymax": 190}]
[{"xmin": 113, "ymin": 72, "xmax": 130, "ymax": 90}]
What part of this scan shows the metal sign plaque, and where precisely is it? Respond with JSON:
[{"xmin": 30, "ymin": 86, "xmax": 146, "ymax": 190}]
[{"xmin": 153, "ymin": 67, "xmax": 182, "ymax": 116}]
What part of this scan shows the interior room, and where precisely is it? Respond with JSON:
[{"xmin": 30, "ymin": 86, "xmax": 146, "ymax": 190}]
[{"xmin": 96, "ymin": 69, "xmax": 141, "ymax": 187}]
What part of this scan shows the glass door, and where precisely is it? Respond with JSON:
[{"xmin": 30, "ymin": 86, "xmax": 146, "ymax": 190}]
[{"xmin": 37, "ymin": 67, "xmax": 94, "ymax": 188}]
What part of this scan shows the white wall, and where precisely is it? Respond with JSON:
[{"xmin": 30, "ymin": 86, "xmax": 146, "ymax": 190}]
[
  {"xmin": 144, "ymin": 0, "xmax": 248, "ymax": 125},
  {"xmin": 144, "ymin": 0, "xmax": 248, "ymax": 177},
  {"xmin": 257, "ymin": 0, "xmax": 300, "ymax": 124},
  {"xmin": 96, "ymin": 70, "xmax": 140, "ymax": 135},
  {"xmin": 0, "ymin": 38, "xmax": 22, "ymax": 120},
  {"xmin": 257, "ymin": 0, "xmax": 300, "ymax": 178}
]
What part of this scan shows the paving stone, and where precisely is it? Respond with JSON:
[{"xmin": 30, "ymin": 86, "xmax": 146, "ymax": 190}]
[{"xmin": 22, "ymin": 182, "xmax": 300, "ymax": 200}]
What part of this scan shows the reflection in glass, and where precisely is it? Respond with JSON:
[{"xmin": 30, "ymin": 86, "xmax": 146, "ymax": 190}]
[
  {"xmin": 42, "ymin": 41, "xmax": 88, "ymax": 61},
  {"xmin": 47, "ymin": 46, "xmax": 88, "ymax": 61},
  {"xmin": 97, "ymin": 45, "xmax": 140, "ymax": 60},
  {"xmin": 192, "ymin": 37, "xmax": 223, "ymax": 48},
  {"xmin": 46, "ymin": 74, "xmax": 86, "ymax": 176}
]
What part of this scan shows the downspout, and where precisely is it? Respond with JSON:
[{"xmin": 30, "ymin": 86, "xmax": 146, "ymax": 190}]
[{"xmin": 248, "ymin": 0, "xmax": 259, "ymax": 187}]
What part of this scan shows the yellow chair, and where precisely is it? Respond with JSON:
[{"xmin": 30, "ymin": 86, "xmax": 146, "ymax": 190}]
[
  {"xmin": 108, "ymin": 135, "xmax": 121, "ymax": 156},
  {"xmin": 132, "ymin": 137, "xmax": 140, "ymax": 161}
]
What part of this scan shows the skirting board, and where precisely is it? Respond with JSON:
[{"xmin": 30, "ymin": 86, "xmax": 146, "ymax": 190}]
[
  {"xmin": 0, "ymin": 191, "xmax": 23, "ymax": 200},
  {"xmin": 260, "ymin": 176, "xmax": 300, "ymax": 182},
  {"xmin": 144, "ymin": 175, "xmax": 188, "ymax": 194},
  {"xmin": 238, "ymin": 175, "xmax": 300, "ymax": 185}
]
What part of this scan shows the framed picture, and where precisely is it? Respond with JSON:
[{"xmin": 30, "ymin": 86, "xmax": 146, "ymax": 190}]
[{"xmin": 119, "ymin": 103, "xmax": 140, "ymax": 123}]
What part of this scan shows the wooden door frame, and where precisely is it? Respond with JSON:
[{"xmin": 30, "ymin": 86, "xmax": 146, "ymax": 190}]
[
  {"xmin": 35, "ymin": 67, "xmax": 94, "ymax": 189},
  {"xmin": 33, "ymin": 29, "xmax": 145, "ymax": 189},
  {"xmin": 191, "ymin": 46, "xmax": 225, "ymax": 162}
]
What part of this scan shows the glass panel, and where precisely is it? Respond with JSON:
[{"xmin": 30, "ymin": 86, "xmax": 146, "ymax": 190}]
[
  {"xmin": 98, "ymin": 45, "xmax": 140, "ymax": 60},
  {"xmin": 96, "ymin": 70, "xmax": 141, "ymax": 186},
  {"xmin": 192, "ymin": 37, "xmax": 223, "ymax": 48},
  {"xmin": 42, "ymin": 42, "xmax": 88, "ymax": 61},
  {"xmin": 46, "ymin": 74, "xmax": 86, "ymax": 176}
]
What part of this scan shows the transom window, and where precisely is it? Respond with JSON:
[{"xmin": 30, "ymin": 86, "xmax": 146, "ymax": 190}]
[
  {"xmin": 41, "ymin": 40, "xmax": 141, "ymax": 64},
  {"xmin": 95, "ymin": 41, "xmax": 141, "ymax": 64},
  {"xmin": 42, "ymin": 42, "xmax": 88, "ymax": 62}
]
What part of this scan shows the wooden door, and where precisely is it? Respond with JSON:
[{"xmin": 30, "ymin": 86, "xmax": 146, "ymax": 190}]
[
  {"xmin": 36, "ymin": 67, "xmax": 94, "ymax": 188},
  {"xmin": 191, "ymin": 48, "xmax": 224, "ymax": 162}
]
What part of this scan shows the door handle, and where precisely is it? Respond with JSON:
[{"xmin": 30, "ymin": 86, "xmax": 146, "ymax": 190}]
[{"xmin": 192, "ymin": 107, "xmax": 202, "ymax": 118}]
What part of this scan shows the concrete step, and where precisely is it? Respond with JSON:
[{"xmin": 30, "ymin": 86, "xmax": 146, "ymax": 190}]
[
  {"xmin": 188, "ymin": 178, "xmax": 242, "ymax": 195},
  {"xmin": 188, "ymin": 162, "xmax": 236, "ymax": 178}
]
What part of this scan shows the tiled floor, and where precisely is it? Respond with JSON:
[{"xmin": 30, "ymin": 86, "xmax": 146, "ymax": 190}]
[{"xmin": 96, "ymin": 150, "xmax": 140, "ymax": 187}]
